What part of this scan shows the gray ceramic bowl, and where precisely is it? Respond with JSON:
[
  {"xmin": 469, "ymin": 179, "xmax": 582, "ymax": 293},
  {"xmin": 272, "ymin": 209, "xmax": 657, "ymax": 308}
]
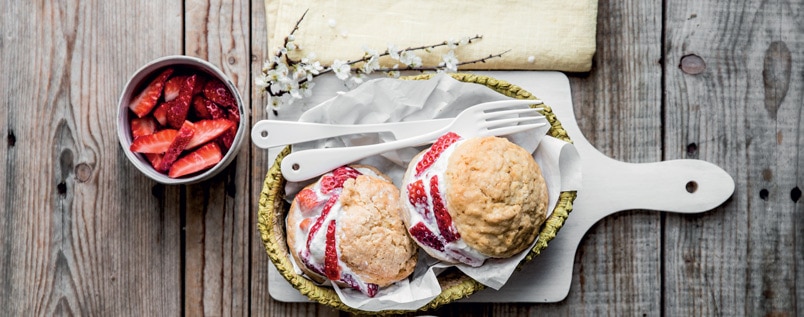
[{"xmin": 117, "ymin": 55, "xmax": 246, "ymax": 184}]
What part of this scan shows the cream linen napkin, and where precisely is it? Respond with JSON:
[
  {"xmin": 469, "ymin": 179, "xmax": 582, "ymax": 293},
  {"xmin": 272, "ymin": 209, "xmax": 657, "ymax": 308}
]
[{"xmin": 265, "ymin": 0, "xmax": 597, "ymax": 72}]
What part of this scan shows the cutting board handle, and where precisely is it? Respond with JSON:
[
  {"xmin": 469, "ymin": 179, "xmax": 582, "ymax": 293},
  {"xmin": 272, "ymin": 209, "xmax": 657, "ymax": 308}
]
[{"xmin": 581, "ymin": 154, "xmax": 735, "ymax": 214}]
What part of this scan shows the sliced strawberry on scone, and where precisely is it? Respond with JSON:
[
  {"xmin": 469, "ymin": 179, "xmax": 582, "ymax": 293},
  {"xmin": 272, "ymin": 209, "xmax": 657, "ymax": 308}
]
[
  {"xmin": 131, "ymin": 117, "xmax": 157, "ymax": 139},
  {"xmin": 129, "ymin": 68, "xmax": 174, "ymax": 118},
  {"xmin": 186, "ymin": 119, "xmax": 234, "ymax": 149},
  {"xmin": 156, "ymin": 121, "xmax": 195, "ymax": 172},
  {"xmin": 168, "ymin": 142, "xmax": 223, "ymax": 178},
  {"xmin": 130, "ymin": 129, "xmax": 178, "ymax": 153},
  {"xmin": 415, "ymin": 132, "xmax": 461, "ymax": 176},
  {"xmin": 324, "ymin": 220, "xmax": 341, "ymax": 281},
  {"xmin": 166, "ymin": 74, "xmax": 198, "ymax": 129},
  {"xmin": 203, "ymin": 79, "xmax": 236, "ymax": 109}
]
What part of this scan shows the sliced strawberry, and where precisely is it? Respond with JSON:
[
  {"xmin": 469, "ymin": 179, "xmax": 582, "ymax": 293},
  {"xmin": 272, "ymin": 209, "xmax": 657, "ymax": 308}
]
[
  {"xmin": 324, "ymin": 220, "xmax": 340, "ymax": 281},
  {"xmin": 296, "ymin": 188, "xmax": 322, "ymax": 215},
  {"xmin": 406, "ymin": 179, "xmax": 429, "ymax": 210},
  {"xmin": 217, "ymin": 129, "xmax": 236, "ymax": 151},
  {"xmin": 341, "ymin": 273, "xmax": 379, "ymax": 298},
  {"xmin": 430, "ymin": 175, "xmax": 459, "ymax": 242},
  {"xmin": 299, "ymin": 249, "xmax": 324, "ymax": 277},
  {"xmin": 129, "ymin": 68, "xmax": 174, "ymax": 118},
  {"xmin": 299, "ymin": 218, "xmax": 313, "ymax": 231},
  {"xmin": 129, "ymin": 129, "xmax": 178, "ymax": 153},
  {"xmin": 144, "ymin": 153, "xmax": 163, "ymax": 168},
  {"xmin": 166, "ymin": 74, "xmax": 198, "ymax": 129},
  {"xmin": 153, "ymin": 102, "xmax": 169, "ymax": 126},
  {"xmin": 156, "ymin": 121, "xmax": 195, "ymax": 172},
  {"xmin": 320, "ymin": 166, "xmax": 362, "ymax": 194},
  {"xmin": 163, "ymin": 75, "xmax": 184, "ymax": 102},
  {"xmin": 415, "ymin": 132, "xmax": 462, "ymax": 176},
  {"xmin": 203, "ymin": 79, "xmax": 236, "ymax": 109},
  {"xmin": 204, "ymin": 98, "xmax": 227, "ymax": 119},
  {"xmin": 191, "ymin": 95, "xmax": 213, "ymax": 119},
  {"xmin": 192, "ymin": 74, "xmax": 207, "ymax": 96},
  {"xmin": 306, "ymin": 194, "xmax": 339, "ymax": 249},
  {"xmin": 409, "ymin": 222, "xmax": 444, "ymax": 252},
  {"xmin": 131, "ymin": 117, "xmax": 157, "ymax": 139},
  {"xmin": 186, "ymin": 119, "xmax": 234, "ymax": 149},
  {"xmin": 167, "ymin": 142, "xmax": 223, "ymax": 178},
  {"xmin": 226, "ymin": 106, "xmax": 240, "ymax": 124}
]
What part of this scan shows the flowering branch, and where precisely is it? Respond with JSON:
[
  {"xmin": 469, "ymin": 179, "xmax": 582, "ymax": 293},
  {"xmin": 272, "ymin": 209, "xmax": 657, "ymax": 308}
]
[{"xmin": 255, "ymin": 11, "xmax": 508, "ymax": 112}]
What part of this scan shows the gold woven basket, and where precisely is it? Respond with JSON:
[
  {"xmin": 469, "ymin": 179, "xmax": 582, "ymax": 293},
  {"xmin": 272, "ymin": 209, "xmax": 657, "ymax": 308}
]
[{"xmin": 257, "ymin": 73, "xmax": 577, "ymax": 314}]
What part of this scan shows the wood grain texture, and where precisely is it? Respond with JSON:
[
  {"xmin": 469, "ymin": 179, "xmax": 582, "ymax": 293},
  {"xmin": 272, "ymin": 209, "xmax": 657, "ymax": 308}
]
[
  {"xmin": 0, "ymin": 0, "xmax": 184, "ymax": 315},
  {"xmin": 663, "ymin": 0, "xmax": 803, "ymax": 316},
  {"xmin": 184, "ymin": 0, "xmax": 251, "ymax": 316}
]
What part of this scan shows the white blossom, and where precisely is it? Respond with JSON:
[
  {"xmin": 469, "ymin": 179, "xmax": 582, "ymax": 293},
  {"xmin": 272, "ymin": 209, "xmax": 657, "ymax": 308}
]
[
  {"xmin": 399, "ymin": 50, "xmax": 422, "ymax": 68},
  {"xmin": 331, "ymin": 59, "xmax": 351, "ymax": 80},
  {"xmin": 441, "ymin": 50, "xmax": 459, "ymax": 72}
]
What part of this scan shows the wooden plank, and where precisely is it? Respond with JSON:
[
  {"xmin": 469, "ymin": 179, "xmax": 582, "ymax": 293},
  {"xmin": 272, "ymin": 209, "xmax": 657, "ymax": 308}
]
[
  {"xmin": 663, "ymin": 0, "xmax": 802, "ymax": 315},
  {"xmin": 0, "ymin": 0, "xmax": 183, "ymax": 315},
  {"xmin": 184, "ymin": 0, "xmax": 251, "ymax": 316},
  {"xmin": 546, "ymin": 0, "xmax": 664, "ymax": 315},
  {"xmin": 248, "ymin": 1, "xmax": 341, "ymax": 316}
]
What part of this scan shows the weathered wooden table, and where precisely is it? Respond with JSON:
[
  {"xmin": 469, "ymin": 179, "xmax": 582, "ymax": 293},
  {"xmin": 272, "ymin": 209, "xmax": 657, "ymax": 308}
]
[{"xmin": 1, "ymin": 1, "xmax": 801, "ymax": 316}]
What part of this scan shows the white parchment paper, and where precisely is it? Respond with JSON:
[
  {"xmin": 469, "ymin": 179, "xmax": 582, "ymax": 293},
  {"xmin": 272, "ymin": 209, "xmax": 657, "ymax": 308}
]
[{"xmin": 283, "ymin": 74, "xmax": 581, "ymax": 311}]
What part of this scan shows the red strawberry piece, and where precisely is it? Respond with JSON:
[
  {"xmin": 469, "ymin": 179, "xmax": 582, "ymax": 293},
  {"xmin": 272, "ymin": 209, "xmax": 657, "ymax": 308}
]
[
  {"xmin": 129, "ymin": 68, "xmax": 174, "ymax": 118},
  {"xmin": 296, "ymin": 188, "xmax": 321, "ymax": 215},
  {"xmin": 299, "ymin": 218, "xmax": 313, "ymax": 231},
  {"xmin": 131, "ymin": 117, "xmax": 157, "ymax": 139},
  {"xmin": 166, "ymin": 74, "xmax": 198, "ymax": 129},
  {"xmin": 430, "ymin": 175, "xmax": 459, "ymax": 242},
  {"xmin": 144, "ymin": 153, "xmax": 163, "ymax": 168},
  {"xmin": 320, "ymin": 166, "xmax": 362, "ymax": 194},
  {"xmin": 217, "ymin": 129, "xmax": 236, "ymax": 152},
  {"xmin": 324, "ymin": 220, "xmax": 340, "ymax": 281},
  {"xmin": 415, "ymin": 132, "xmax": 462, "ymax": 176},
  {"xmin": 306, "ymin": 194, "xmax": 339, "ymax": 249},
  {"xmin": 299, "ymin": 249, "xmax": 324, "ymax": 277},
  {"xmin": 167, "ymin": 142, "xmax": 223, "ymax": 178},
  {"xmin": 156, "ymin": 121, "xmax": 195, "ymax": 172},
  {"xmin": 341, "ymin": 273, "xmax": 379, "ymax": 297},
  {"xmin": 194, "ymin": 75, "xmax": 208, "ymax": 96},
  {"xmin": 163, "ymin": 75, "xmax": 184, "ymax": 102},
  {"xmin": 409, "ymin": 222, "xmax": 444, "ymax": 251},
  {"xmin": 406, "ymin": 179, "xmax": 429, "ymax": 210},
  {"xmin": 153, "ymin": 102, "xmax": 169, "ymax": 126},
  {"xmin": 203, "ymin": 79, "xmax": 237, "ymax": 109},
  {"xmin": 226, "ymin": 106, "xmax": 240, "ymax": 124},
  {"xmin": 185, "ymin": 118, "xmax": 234, "ymax": 149},
  {"xmin": 129, "ymin": 129, "xmax": 178, "ymax": 153},
  {"xmin": 191, "ymin": 95, "xmax": 213, "ymax": 119}
]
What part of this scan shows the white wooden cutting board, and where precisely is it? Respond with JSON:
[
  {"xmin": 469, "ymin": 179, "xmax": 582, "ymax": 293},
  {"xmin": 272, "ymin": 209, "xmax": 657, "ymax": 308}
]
[{"xmin": 264, "ymin": 71, "xmax": 735, "ymax": 303}]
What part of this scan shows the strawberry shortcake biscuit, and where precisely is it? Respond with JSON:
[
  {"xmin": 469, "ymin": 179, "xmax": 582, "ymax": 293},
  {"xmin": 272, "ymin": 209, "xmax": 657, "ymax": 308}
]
[
  {"xmin": 400, "ymin": 133, "xmax": 549, "ymax": 267},
  {"xmin": 286, "ymin": 165, "xmax": 417, "ymax": 297}
]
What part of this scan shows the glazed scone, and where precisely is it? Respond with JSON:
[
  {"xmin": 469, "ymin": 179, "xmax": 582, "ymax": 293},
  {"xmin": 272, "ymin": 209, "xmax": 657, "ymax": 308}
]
[
  {"xmin": 287, "ymin": 165, "xmax": 417, "ymax": 297},
  {"xmin": 400, "ymin": 133, "xmax": 548, "ymax": 266}
]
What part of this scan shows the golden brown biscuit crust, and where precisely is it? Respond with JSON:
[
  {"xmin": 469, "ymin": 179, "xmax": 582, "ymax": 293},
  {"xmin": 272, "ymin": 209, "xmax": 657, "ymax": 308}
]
[
  {"xmin": 444, "ymin": 136, "xmax": 548, "ymax": 258},
  {"xmin": 339, "ymin": 174, "xmax": 417, "ymax": 286}
]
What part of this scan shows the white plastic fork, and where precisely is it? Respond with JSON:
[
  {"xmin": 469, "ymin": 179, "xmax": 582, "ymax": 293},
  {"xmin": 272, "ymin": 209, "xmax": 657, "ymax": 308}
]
[{"xmin": 280, "ymin": 99, "xmax": 546, "ymax": 182}]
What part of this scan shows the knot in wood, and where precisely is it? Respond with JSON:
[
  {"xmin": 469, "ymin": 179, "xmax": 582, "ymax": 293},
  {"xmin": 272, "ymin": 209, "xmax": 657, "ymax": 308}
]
[{"xmin": 680, "ymin": 54, "xmax": 706, "ymax": 75}]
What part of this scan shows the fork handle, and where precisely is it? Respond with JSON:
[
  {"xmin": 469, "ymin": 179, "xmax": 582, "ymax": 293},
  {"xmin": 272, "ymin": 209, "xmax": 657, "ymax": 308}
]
[{"xmin": 280, "ymin": 129, "xmax": 443, "ymax": 182}]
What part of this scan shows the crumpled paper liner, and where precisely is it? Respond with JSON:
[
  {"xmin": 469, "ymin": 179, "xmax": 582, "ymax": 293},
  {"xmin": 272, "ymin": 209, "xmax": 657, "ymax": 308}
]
[{"xmin": 257, "ymin": 73, "xmax": 579, "ymax": 314}]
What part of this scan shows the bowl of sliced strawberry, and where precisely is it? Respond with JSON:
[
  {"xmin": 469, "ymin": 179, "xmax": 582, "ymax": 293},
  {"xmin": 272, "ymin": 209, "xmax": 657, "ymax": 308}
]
[{"xmin": 117, "ymin": 55, "xmax": 246, "ymax": 184}]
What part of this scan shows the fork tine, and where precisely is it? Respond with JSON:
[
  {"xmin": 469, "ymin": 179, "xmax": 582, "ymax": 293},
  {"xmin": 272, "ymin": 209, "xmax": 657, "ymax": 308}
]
[
  {"xmin": 482, "ymin": 107, "xmax": 544, "ymax": 119},
  {"xmin": 483, "ymin": 116, "xmax": 546, "ymax": 128},
  {"xmin": 473, "ymin": 99, "xmax": 541, "ymax": 111},
  {"xmin": 485, "ymin": 122, "xmax": 547, "ymax": 137}
]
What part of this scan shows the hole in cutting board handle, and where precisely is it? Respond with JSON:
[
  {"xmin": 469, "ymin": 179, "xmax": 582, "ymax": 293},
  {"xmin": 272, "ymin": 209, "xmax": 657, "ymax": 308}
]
[{"xmin": 686, "ymin": 181, "xmax": 698, "ymax": 193}]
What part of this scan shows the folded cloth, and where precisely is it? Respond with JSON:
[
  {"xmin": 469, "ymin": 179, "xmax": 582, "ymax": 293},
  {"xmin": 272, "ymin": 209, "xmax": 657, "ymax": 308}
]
[{"xmin": 265, "ymin": 0, "xmax": 597, "ymax": 72}]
